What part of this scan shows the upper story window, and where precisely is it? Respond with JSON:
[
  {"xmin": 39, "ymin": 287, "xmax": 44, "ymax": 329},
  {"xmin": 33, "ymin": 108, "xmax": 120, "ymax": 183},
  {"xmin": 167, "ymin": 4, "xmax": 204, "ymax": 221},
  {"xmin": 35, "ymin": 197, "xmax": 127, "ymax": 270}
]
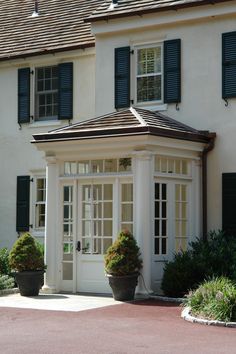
[
  {"xmin": 18, "ymin": 62, "xmax": 73, "ymax": 124},
  {"xmin": 136, "ymin": 45, "xmax": 162, "ymax": 104},
  {"xmin": 35, "ymin": 66, "xmax": 58, "ymax": 121},
  {"xmin": 114, "ymin": 39, "xmax": 181, "ymax": 110}
]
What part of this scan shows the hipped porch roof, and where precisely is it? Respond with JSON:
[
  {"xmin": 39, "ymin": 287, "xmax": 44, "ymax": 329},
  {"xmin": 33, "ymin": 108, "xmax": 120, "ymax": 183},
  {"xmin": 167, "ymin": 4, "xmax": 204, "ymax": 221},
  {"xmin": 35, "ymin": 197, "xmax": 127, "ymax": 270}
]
[{"xmin": 32, "ymin": 107, "xmax": 213, "ymax": 144}]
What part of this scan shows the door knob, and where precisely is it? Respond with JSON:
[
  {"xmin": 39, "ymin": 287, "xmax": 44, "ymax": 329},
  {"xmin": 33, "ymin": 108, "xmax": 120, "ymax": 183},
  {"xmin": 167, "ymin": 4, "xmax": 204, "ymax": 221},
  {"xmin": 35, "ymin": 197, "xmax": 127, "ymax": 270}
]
[{"xmin": 76, "ymin": 241, "xmax": 81, "ymax": 252}]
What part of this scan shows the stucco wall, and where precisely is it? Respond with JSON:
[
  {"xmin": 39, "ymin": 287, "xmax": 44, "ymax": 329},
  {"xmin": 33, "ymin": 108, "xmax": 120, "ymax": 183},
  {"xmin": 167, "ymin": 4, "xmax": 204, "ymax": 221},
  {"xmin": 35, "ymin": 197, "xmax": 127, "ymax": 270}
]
[
  {"xmin": 93, "ymin": 11, "xmax": 236, "ymax": 234},
  {"xmin": 0, "ymin": 49, "xmax": 95, "ymax": 248}
]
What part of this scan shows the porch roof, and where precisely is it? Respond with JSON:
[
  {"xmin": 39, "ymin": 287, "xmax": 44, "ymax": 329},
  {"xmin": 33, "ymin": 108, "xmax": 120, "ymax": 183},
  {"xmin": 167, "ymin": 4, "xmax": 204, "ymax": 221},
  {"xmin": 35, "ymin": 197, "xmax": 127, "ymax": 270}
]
[
  {"xmin": 32, "ymin": 107, "xmax": 213, "ymax": 144},
  {"xmin": 85, "ymin": 0, "xmax": 234, "ymax": 23}
]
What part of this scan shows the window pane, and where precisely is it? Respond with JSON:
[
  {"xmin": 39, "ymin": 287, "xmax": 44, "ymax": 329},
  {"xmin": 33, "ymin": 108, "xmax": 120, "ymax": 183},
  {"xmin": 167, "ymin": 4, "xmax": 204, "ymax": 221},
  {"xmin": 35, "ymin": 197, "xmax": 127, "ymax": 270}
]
[
  {"xmin": 122, "ymin": 204, "xmax": 133, "ymax": 222},
  {"xmin": 91, "ymin": 160, "xmax": 103, "ymax": 173},
  {"xmin": 104, "ymin": 202, "xmax": 113, "ymax": 218},
  {"xmin": 122, "ymin": 184, "xmax": 133, "ymax": 202},
  {"xmin": 137, "ymin": 76, "xmax": 161, "ymax": 102},
  {"xmin": 78, "ymin": 161, "xmax": 89, "ymax": 174},
  {"xmin": 62, "ymin": 263, "xmax": 73, "ymax": 281},
  {"xmin": 104, "ymin": 220, "xmax": 112, "ymax": 236},
  {"xmin": 103, "ymin": 238, "xmax": 112, "ymax": 254},
  {"xmin": 104, "ymin": 184, "xmax": 113, "ymax": 200},
  {"xmin": 104, "ymin": 159, "xmax": 117, "ymax": 172}
]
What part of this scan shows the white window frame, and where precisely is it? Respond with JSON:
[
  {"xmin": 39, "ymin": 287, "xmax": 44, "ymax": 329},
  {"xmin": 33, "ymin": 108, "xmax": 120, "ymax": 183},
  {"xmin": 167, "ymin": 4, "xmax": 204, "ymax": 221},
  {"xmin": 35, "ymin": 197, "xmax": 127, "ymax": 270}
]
[
  {"xmin": 34, "ymin": 65, "xmax": 59, "ymax": 121},
  {"xmin": 133, "ymin": 43, "xmax": 164, "ymax": 107},
  {"xmin": 32, "ymin": 175, "xmax": 46, "ymax": 232}
]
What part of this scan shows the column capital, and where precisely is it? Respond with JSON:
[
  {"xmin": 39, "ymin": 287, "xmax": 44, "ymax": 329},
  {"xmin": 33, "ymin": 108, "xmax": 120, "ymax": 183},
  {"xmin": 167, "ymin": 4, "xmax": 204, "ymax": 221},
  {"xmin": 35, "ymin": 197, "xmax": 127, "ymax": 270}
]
[
  {"xmin": 132, "ymin": 150, "xmax": 153, "ymax": 161},
  {"xmin": 45, "ymin": 155, "xmax": 57, "ymax": 164}
]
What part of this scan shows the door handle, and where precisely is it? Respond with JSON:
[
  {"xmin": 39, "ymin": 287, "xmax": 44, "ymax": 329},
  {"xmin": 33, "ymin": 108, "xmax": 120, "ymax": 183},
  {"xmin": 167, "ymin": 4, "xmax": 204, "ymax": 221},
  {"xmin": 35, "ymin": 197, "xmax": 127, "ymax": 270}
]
[{"xmin": 76, "ymin": 241, "xmax": 81, "ymax": 252}]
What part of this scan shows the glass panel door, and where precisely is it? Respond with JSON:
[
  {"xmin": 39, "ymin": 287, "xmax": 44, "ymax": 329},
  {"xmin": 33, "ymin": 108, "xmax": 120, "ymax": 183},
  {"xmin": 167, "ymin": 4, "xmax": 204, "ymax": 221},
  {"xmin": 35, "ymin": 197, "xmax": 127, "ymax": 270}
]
[{"xmin": 81, "ymin": 184, "xmax": 113, "ymax": 255}]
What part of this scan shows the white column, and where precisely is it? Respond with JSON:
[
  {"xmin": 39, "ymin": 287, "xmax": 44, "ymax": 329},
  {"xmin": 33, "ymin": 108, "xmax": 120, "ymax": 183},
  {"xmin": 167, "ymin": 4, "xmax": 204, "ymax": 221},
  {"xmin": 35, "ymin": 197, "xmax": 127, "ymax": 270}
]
[
  {"xmin": 133, "ymin": 151, "xmax": 153, "ymax": 294},
  {"xmin": 42, "ymin": 156, "xmax": 59, "ymax": 294}
]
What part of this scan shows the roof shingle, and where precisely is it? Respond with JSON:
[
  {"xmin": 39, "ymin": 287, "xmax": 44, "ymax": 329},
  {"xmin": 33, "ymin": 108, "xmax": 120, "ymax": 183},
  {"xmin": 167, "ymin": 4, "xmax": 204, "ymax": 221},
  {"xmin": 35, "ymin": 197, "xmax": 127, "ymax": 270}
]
[
  {"xmin": 33, "ymin": 107, "xmax": 213, "ymax": 143},
  {"xmin": 86, "ymin": 0, "xmax": 234, "ymax": 22},
  {"xmin": 0, "ymin": 0, "xmax": 103, "ymax": 61}
]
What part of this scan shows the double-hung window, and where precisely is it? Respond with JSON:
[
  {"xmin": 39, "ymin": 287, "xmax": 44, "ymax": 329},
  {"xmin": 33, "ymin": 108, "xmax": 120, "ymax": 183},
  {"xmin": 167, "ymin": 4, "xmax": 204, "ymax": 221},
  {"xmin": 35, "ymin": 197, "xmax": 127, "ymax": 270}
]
[
  {"xmin": 35, "ymin": 66, "xmax": 58, "ymax": 121},
  {"xmin": 18, "ymin": 62, "xmax": 73, "ymax": 124},
  {"xmin": 115, "ymin": 39, "xmax": 181, "ymax": 109},
  {"xmin": 136, "ymin": 45, "xmax": 162, "ymax": 104}
]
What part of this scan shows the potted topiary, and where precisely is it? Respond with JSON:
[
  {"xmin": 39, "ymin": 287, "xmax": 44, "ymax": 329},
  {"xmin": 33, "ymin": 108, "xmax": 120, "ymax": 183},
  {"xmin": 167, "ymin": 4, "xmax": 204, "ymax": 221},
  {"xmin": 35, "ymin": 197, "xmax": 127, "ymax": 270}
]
[
  {"xmin": 104, "ymin": 230, "xmax": 142, "ymax": 301},
  {"xmin": 9, "ymin": 233, "xmax": 46, "ymax": 296}
]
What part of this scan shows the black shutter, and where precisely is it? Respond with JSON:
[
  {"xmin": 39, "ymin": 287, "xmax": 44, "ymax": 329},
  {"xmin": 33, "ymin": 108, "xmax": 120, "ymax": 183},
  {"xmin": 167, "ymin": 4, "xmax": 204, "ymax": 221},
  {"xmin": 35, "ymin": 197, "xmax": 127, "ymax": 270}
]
[
  {"xmin": 164, "ymin": 39, "xmax": 181, "ymax": 104},
  {"xmin": 222, "ymin": 32, "xmax": 236, "ymax": 98},
  {"xmin": 16, "ymin": 176, "xmax": 30, "ymax": 232},
  {"xmin": 115, "ymin": 47, "xmax": 130, "ymax": 109},
  {"xmin": 18, "ymin": 68, "xmax": 30, "ymax": 123},
  {"xmin": 58, "ymin": 62, "xmax": 73, "ymax": 120},
  {"xmin": 222, "ymin": 173, "xmax": 236, "ymax": 235}
]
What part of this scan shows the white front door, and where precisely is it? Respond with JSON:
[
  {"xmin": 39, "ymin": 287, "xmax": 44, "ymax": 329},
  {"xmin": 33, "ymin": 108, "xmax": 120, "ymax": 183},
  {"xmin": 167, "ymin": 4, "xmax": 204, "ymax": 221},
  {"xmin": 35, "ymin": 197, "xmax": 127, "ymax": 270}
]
[
  {"xmin": 60, "ymin": 179, "xmax": 134, "ymax": 293},
  {"xmin": 151, "ymin": 180, "xmax": 190, "ymax": 293}
]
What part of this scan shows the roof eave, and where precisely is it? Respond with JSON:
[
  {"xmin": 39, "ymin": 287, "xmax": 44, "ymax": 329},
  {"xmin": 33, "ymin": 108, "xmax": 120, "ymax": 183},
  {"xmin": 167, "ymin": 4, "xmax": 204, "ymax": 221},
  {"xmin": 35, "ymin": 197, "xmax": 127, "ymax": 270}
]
[
  {"xmin": 0, "ymin": 42, "xmax": 95, "ymax": 62},
  {"xmin": 84, "ymin": 0, "xmax": 234, "ymax": 23},
  {"xmin": 32, "ymin": 126, "xmax": 212, "ymax": 144}
]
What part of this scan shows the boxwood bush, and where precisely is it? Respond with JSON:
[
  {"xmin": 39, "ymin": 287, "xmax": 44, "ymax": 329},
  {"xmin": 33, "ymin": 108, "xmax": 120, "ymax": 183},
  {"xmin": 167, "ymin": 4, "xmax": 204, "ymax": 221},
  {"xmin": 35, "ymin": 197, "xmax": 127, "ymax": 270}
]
[
  {"xmin": 0, "ymin": 248, "xmax": 11, "ymax": 275},
  {"xmin": 184, "ymin": 277, "xmax": 236, "ymax": 322},
  {"xmin": 0, "ymin": 274, "xmax": 14, "ymax": 290},
  {"xmin": 161, "ymin": 230, "xmax": 236, "ymax": 297}
]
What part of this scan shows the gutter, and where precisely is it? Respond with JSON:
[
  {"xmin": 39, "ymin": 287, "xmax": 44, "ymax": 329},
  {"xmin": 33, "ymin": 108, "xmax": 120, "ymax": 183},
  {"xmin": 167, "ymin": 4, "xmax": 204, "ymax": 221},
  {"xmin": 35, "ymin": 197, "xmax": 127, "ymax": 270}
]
[{"xmin": 201, "ymin": 132, "xmax": 216, "ymax": 240}]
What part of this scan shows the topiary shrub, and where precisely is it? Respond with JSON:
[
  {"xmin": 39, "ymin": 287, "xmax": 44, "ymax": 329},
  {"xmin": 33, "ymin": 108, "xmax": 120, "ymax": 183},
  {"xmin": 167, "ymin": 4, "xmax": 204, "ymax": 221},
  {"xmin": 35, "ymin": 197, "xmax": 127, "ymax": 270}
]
[
  {"xmin": 0, "ymin": 248, "xmax": 11, "ymax": 275},
  {"xmin": 104, "ymin": 230, "xmax": 142, "ymax": 276},
  {"xmin": 9, "ymin": 233, "xmax": 45, "ymax": 272},
  {"xmin": 184, "ymin": 277, "xmax": 236, "ymax": 322},
  {"xmin": 0, "ymin": 274, "xmax": 14, "ymax": 290},
  {"xmin": 161, "ymin": 230, "xmax": 236, "ymax": 297}
]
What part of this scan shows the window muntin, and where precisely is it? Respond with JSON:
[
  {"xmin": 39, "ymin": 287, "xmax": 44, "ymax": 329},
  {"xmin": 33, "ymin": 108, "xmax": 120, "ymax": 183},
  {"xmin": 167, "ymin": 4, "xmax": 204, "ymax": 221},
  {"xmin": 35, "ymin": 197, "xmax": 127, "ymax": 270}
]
[
  {"xmin": 155, "ymin": 157, "xmax": 190, "ymax": 177},
  {"xmin": 136, "ymin": 46, "xmax": 162, "ymax": 103},
  {"xmin": 62, "ymin": 185, "xmax": 73, "ymax": 280},
  {"xmin": 35, "ymin": 178, "xmax": 46, "ymax": 229},
  {"xmin": 81, "ymin": 184, "xmax": 113, "ymax": 255},
  {"xmin": 121, "ymin": 183, "xmax": 133, "ymax": 233},
  {"xmin": 154, "ymin": 183, "xmax": 168, "ymax": 255},
  {"xmin": 35, "ymin": 66, "xmax": 58, "ymax": 121},
  {"xmin": 63, "ymin": 158, "xmax": 132, "ymax": 176},
  {"xmin": 175, "ymin": 184, "xmax": 188, "ymax": 252}
]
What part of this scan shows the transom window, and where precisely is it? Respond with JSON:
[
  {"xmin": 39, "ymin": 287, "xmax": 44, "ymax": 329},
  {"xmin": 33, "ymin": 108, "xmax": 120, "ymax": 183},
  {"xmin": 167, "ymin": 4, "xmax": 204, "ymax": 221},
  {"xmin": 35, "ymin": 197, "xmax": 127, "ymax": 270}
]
[
  {"xmin": 155, "ymin": 157, "xmax": 189, "ymax": 176},
  {"xmin": 64, "ymin": 158, "xmax": 132, "ymax": 176},
  {"xmin": 35, "ymin": 66, "xmax": 58, "ymax": 120},
  {"xmin": 136, "ymin": 45, "xmax": 162, "ymax": 103},
  {"xmin": 35, "ymin": 178, "xmax": 46, "ymax": 229}
]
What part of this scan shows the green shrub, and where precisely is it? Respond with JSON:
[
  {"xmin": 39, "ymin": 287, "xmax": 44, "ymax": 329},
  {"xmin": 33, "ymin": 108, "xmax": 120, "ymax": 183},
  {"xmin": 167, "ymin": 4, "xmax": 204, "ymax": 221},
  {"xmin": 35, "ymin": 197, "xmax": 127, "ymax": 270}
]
[
  {"xmin": 104, "ymin": 230, "xmax": 142, "ymax": 276},
  {"xmin": 161, "ymin": 251, "xmax": 205, "ymax": 298},
  {"xmin": 9, "ymin": 233, "xmax": 46, "ymax": 272},
  {"xmin": 161, "ymin": 230, "xmax": 236, "ymax": 297},
  {"xmin": 184, "ymin": 277, "xmax": 236, "ymax": 322},
  {"xmin": 0, "ymin": 248, "xmax": 10, "ymax": 275},
  {"xmin": 0, "ymin": 274, "xmax": 14, "ymax": 290}
]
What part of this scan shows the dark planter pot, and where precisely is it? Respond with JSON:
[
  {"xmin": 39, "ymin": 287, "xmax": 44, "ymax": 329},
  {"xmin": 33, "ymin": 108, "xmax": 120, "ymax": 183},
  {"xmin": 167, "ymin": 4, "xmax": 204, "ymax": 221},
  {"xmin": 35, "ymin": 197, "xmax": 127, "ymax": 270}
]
[
  {"xmin": 107, "ymin": 273, "xmax": 139, "ymax": 301},
  {"xmin": 15, "ymin": 270, "xmax": 44, "ymax": 296}
]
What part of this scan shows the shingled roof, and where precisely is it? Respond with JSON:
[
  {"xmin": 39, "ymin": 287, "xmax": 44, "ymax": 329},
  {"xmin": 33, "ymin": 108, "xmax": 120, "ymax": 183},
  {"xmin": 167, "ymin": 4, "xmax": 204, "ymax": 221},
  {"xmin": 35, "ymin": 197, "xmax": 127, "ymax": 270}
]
[
  {"xmin": 0, "ymin": 0, "xmax": 102, "ymax": 61},
  {"xmin": 86, "ymin": 0, "xmax": 234, "ymax": 22},
  {"xmin": 32, "ymin": 107, "xmax": 213, "ymax": 143}
]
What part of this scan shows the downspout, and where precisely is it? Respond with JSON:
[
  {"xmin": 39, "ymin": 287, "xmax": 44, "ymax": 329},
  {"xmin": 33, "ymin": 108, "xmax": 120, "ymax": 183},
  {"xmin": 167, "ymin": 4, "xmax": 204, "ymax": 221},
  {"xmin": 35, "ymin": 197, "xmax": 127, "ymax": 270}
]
[{"xmin": 201, "ymin": 133, "xmax": 216, "ymax": 241}]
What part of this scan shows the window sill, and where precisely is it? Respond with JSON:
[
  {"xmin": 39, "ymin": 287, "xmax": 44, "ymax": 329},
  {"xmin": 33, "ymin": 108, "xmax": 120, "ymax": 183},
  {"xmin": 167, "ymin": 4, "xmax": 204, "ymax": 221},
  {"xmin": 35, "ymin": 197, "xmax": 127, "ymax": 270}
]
[
  {"xmin": 28, "ymin": 120, "xmax": 65, "ymax": 129},
  {"xmin": 134, "ymin": 103, "xmax": 167, "ymax": 111}
]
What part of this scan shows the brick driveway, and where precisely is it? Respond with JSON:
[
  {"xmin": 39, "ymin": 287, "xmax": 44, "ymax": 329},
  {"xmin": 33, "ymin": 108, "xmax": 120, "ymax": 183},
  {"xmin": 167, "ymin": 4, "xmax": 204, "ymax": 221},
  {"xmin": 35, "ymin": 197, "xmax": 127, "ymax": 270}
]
[{"xmin": 0, "ymin": 300, "xmax": 235, "ymax": 354}]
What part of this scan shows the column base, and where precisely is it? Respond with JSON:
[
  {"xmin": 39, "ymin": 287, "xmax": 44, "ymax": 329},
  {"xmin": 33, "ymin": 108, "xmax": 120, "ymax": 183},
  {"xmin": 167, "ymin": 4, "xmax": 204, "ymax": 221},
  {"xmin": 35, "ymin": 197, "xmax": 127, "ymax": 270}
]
[{"xmin": 41, "ymin": 285, "xmax": 58, "ymax": 294}]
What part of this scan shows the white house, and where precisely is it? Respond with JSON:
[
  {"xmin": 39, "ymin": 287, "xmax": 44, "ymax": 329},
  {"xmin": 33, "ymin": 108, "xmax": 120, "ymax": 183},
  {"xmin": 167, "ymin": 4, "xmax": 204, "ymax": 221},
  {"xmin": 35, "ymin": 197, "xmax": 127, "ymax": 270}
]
[
  {"xmin": 0, "ymin": 0, "xmax": 101, "ymax": 248},
  {"xmin": 2, "ymin": 0, "xmax": 236, "ymax": 295}
]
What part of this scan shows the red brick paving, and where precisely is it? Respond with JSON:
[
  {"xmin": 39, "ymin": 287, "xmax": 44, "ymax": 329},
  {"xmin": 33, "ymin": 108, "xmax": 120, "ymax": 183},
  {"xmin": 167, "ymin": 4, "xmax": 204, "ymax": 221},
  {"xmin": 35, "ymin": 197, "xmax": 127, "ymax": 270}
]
[{"xmin": 0, "ymin": 300, "xmax": 235, "ymax": 354}]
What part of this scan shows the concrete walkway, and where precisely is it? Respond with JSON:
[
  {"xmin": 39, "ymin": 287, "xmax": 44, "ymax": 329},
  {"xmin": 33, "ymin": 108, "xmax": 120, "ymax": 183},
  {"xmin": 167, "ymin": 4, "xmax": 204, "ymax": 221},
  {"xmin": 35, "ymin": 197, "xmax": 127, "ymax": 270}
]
[{"xmin": 0, "ymin": 292, "xmax": 121, "ymax": 312}]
